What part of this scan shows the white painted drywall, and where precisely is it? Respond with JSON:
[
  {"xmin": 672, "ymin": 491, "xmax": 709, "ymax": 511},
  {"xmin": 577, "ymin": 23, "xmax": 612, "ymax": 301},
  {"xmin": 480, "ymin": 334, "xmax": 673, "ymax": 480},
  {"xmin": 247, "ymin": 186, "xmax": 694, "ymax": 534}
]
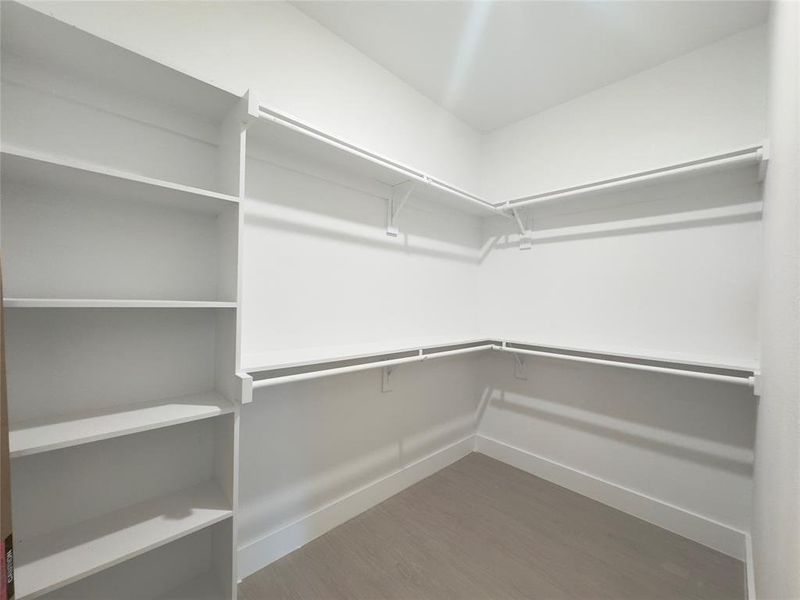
[
  {"xmin": 236, "ymin": 149, "xmax": 485, "ymax": 563},
  {"xmin": 22, "ymin": 0, "xmax": 482, "ymax": 195},
  {"xmin": 238, "ymin": 357, "xmax": 482, "ymax": 559},
  {"xmin": 481, "ymin": 26, "xmax": 768, "ymax": 203},
  {"xmin": 752, "ymin": 2, "xmax": 800, "ymax": 598},
  {"xmin": 476, "ymin": 25, "xmax": 766, "ymax": 550},
  {"xmin": 241, "ymin": 159, "xmax": 483, "ymax": 361}
]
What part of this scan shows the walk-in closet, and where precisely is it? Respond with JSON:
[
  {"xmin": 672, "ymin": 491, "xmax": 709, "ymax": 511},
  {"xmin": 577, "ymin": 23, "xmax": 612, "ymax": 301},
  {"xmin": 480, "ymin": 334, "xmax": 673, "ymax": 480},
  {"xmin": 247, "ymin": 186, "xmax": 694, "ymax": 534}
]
[{"xmin": 0, "ymin": 1, "xmax": 797, "ymax": 599}]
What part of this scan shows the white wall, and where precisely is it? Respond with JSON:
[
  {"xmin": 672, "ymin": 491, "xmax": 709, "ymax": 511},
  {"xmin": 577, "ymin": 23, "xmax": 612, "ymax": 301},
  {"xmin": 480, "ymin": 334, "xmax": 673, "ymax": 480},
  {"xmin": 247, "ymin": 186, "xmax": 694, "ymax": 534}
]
[
  {"xmin": 752, "ymin": 2, "xmax": 800, "ymax": 598},
  {"xmin": 241, "ymin": 158, "xmax": 484, "ymax": 362},
  {"xmin": 475, "ymin": 24, "xmax": 766, "ymax": 559},
  {"xmin": 481, "ymin": 25, "xmax": 767, "ymax": 202},
  {"xmin": 235, "ymin": 145, "xmax": 485, "ymax": 572},
  {"xmin": 24, "ymin": 0, "xmax": 482, "ymax": 195}
]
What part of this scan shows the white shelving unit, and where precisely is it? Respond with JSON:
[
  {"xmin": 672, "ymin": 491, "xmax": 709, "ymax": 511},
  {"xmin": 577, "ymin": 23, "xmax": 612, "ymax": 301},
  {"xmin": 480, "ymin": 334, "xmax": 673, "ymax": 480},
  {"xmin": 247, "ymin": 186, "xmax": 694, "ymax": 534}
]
[
  {"xmin": 1, "ymin": 3, "xmax": 251, "ymax": 598},
  {"xmin": 0, "ymin": 3, "xmax": 768, "ymax": 597}
]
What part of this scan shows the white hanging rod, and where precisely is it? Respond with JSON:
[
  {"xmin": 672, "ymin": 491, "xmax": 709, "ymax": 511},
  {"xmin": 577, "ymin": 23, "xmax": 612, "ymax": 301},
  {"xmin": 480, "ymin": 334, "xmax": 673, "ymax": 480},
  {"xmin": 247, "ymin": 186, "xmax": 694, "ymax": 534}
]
[
  {"xmin": 251, "ymin": 343, "xmax": 495, "ymax": 389},
  {"xmin": 257, "ymin": 108, "xmax": 498, "ymax": 214},
  {"xmin": 500, "ymin": 145, "xmax": 766, "ymax": 211},
  {"xmin": 496, "ymin": 346, "xmax": 755, "ymax": 387}
]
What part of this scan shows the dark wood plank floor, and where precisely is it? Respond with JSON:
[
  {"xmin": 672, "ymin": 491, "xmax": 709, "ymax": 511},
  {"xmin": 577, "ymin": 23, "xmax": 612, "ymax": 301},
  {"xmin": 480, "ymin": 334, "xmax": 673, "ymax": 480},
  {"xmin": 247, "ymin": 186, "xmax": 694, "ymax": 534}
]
[{"xmin": 239, "ymin": 453, "xmax": 744, "ymax": 600}]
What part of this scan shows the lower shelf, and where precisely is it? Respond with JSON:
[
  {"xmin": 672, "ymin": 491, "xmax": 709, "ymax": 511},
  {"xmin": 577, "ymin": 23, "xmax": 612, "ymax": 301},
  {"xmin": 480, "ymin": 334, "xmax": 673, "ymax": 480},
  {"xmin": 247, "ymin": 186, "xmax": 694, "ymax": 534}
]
[
  {"xmin": 15, "ymin": 481, "xmax": 233, "ymax": 599},
  {"xmin": 10, "ymin": 392, "xmax": 234, "ymax": 458}
]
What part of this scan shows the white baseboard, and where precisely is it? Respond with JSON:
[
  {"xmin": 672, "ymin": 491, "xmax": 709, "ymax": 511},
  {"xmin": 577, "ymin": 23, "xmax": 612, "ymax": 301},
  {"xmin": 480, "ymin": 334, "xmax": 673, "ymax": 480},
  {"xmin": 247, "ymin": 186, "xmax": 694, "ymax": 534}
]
[
  {"xmin": 237, "ymin": 434, "xmax": 475, "ymax": 580},
  {"xmin": 475, "ymin": 434, "xmax": 747, "ymax": 561},
  {"xmin": 745, "ymin": 533, "xmax": 756, "ymax": 599}
]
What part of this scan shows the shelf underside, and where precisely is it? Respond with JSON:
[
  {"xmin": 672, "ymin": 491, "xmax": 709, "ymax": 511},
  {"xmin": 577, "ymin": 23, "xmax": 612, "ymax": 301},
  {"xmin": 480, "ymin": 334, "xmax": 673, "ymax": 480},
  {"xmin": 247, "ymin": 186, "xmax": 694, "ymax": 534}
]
[
  {"xmin": 1, "ymin": 148, "xmax": 238, "ymax": 215},
  {"xmin": 244, "ymin": 337, "xmax": 757, "ymax": 376},
  {"xmin": 10, "ymin": 391, "xmax": 233, "ymax": 458},
  {"xmin": 15, "ymin": 481, "xmax": 232, "ymax": 600},
  {"xmin": 0, "ymin": 2, "xmax": 237, "ymax": 123}
]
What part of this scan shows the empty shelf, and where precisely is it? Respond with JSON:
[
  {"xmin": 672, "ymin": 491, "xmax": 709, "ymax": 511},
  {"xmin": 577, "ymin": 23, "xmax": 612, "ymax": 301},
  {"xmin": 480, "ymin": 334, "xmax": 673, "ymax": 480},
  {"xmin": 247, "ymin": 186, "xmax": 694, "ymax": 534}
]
[
  {"xmin": 0, "ymin": 148, "xmax": 239, "ymax": 215},
  {"xmin": 14, "ymin": 481, "xmax": 232, "ymax": 599},
  {"xmin": 4, "ymin": 298, "xmax": 237, "ymax": 309},
  {"xmin": 10, "ymin": 392, "xmax": 234, "ymax": 458}
]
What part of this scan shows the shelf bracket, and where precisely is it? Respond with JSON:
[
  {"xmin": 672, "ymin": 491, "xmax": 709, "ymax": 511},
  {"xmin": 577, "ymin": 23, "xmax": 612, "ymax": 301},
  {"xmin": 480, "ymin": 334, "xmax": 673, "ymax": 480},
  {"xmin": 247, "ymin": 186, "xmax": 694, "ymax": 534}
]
[
  {"xmin": 510, "ymin": 208, "xmax": 532, "ymax": 250},
  {"xmin": 513, "ymin": 353, "xmax": 528, "ymax": 380},
  {"xmin": 751, "ymin": 372, "xmax": 763, "ymax": 396},
  {"xmin": 387, "ymin": 181, "xmax": 416, "ymax": 237},
  {"xmin": 382, "ymin": 366, "xmax": 394, "ymax": 392},
  {"xmin": 758, "ymin": 140, "xmax": 770, "ymax": 182}
]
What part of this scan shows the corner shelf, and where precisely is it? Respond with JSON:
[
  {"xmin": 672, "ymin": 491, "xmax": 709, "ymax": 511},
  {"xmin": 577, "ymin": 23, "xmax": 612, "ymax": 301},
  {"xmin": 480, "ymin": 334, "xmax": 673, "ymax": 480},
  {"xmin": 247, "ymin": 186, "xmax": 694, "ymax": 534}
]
[
  {"xmin": 10, "ymin": 392, "xmax": 233, "ymax": 458},
  {"xmin": 3, "ymin": 298, "xmax": 237, "ymax": 309},
  {"xmin": 1, "ymin": 148, "xmax": 239, "ymax": 215},
  {"xmin": 14, "ymin": 481, "xmax": 232, "ymax": 599},
  {"xmin": 241, "ymin": 337, "xmax": 758, "ymax": 398}
]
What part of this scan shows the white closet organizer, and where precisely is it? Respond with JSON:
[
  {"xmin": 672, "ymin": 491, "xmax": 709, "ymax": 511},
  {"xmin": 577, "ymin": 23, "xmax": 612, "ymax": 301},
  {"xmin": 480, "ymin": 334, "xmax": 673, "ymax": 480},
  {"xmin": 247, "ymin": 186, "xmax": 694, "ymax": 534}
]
[
  {"xmin": 1, "ymin": 3, "xmax": 249, "ymax": 599},
  {"xmin": 0, "ymin": 3, "xmax": 768, "ymax": 597}
]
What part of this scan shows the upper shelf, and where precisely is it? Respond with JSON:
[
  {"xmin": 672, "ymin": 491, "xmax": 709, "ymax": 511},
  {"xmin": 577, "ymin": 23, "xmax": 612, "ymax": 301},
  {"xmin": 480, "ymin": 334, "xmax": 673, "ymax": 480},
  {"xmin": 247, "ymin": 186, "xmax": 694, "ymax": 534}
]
[
  {"xmin": 248, "ymin": 106, "xmax": 498, "ymax": 217},
  {"xmin": 500, "ymin": 144, "xmax": 767, "ymax": 211},
  {"xmin": 0, "ymin": 148, "xmax": 239, "ymax": 215},
  {"xmin": 0, "ymin": 2, "xmax": 238, "ymax": 124}
]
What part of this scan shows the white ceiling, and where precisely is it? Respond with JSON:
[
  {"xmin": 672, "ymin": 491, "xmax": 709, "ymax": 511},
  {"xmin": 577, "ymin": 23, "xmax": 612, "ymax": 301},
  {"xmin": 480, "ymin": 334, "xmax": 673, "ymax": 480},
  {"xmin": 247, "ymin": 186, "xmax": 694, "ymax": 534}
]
[{"xmin": 292, "ymin": 1, "xmax": 768, "ymax": 133}]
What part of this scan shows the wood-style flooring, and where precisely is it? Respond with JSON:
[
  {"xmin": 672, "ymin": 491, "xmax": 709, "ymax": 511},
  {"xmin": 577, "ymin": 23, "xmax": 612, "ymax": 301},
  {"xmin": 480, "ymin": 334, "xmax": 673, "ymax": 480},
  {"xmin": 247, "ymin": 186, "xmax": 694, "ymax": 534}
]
[{"xmin": 239, "ymin": 453, "xmax": 744, "ymax": 600}]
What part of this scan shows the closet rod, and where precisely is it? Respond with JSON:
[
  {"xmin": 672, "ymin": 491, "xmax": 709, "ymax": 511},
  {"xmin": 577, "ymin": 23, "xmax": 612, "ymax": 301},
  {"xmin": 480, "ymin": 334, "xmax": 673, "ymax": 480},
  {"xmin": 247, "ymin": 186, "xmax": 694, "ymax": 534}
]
[
  {"xmin": 496, "ymin": 346, "xmax": 754, "ymax": 386},
  {"xmin": 500, "ymin": 145, "xmax": 764, "ymax": 210},
  {"xmin": 251, "ymin": 344, "xmax": 494, "ymax": 389},
  {"xmin": 257, "ymin": 108, "xmax": 498, "ymax": 213}
]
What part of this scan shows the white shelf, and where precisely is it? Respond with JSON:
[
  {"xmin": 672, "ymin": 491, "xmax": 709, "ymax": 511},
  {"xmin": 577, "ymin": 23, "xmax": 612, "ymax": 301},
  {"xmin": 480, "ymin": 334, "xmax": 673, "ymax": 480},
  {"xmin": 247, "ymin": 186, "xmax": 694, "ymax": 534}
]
[
  {"xmin": 4, "ymin": 298, "xmax": 237, "ymax": 309},
  {"xmin": 14, "ymin": 481, "xmax": 232, "ymax": 600},
  {"xmin": 500, "ymin": 338, "xmax": 758, "ymax": 373},
  {"xmin": 0, "ymin": 148, "xmax": 239, "ymax": 215},
  {"xmin": 242, "ymin": 337, "xmax": 757, "ymax": 395},
  {"xmin": 500, "ymin": 145, "xmax": 766, "ymax": 209},
  {"xmin": 10, "ymin": 392, "xmax": 233, "ymax": 458},
  {"xmin": 1, "ymin": 2, "xmax": 237, "ymax": 124},
  {"xmin": 243, "ymin": 336, "xmax": 494, "ymax": 373},
  {"xmin": 250, "ymin": 107, "xmax": 498, "ymax": 217}
]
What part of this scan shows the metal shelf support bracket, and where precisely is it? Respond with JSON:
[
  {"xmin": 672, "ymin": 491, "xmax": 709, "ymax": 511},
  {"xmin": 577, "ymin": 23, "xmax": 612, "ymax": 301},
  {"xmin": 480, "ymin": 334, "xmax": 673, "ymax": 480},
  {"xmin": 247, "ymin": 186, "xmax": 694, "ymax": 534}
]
[
  {"xmin": 513, "ymin": 353, "xmax": 528, "ymax": 380},
  {"xmin": 510, "ymin": 208, "xmax": 532, "ymax": 250},
  {"xmin": 387, "ymin": 180, "xmax": 417, "ymax": 236},
  {"xmin": 382, "ymin": 366, "xmax": 394, "ymax": 392}
]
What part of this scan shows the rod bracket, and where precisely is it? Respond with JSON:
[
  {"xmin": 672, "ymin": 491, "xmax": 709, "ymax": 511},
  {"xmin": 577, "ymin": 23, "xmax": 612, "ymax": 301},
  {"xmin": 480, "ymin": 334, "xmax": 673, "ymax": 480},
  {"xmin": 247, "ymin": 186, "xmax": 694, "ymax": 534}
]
[
  {"xmin": 510, "ymin": 208, "xmax": 532, "ymax": 250},
  {"xmin": 382, "ymin": 366, "xmax": 394, "ymax": 392},
  {"xmin": 387, "ymin": 180, "xmax": 416, "ymax": 236},
  {"xmin": 512, "ymin": 353, "xmax": 528, "ymax": 380}
]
